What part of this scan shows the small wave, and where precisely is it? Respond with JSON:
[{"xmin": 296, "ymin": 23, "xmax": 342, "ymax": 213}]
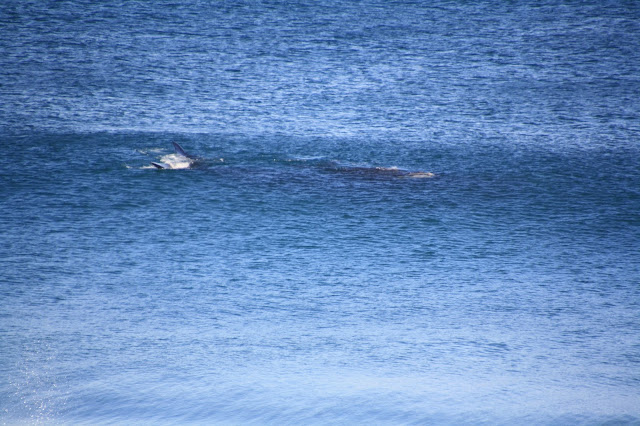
[
  {"xmin": 404, "ymin": 172, "xmax": 436, "ymax": 178},
  {"xmin": 137, "ymin": 148, "xmax": 165, "ymax": 155},
  {"xmin": 289, "ymin": 156, "xmax": 328, "ymax": 162}
]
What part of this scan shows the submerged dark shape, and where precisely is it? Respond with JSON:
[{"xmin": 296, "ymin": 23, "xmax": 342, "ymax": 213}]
[
  {"xmin": 333, "ymin": 165, "xmax": 435, "ymax": 179},
  {"xmin": 149, "ymin": 144, "xmax": 434, "ymax": 178}
]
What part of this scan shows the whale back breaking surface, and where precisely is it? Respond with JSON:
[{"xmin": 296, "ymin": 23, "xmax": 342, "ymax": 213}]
[{"xmin": 150, "ymin": 146, "xmax": 436, "ymax": 177}]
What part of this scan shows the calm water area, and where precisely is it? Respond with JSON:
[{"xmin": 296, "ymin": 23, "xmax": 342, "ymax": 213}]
[{"xmin": 1, "ymin": 1, "xmax": 639, "ymax": 424}]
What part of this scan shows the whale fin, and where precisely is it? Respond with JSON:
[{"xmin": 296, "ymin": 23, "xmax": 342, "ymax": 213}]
[
  {"xmin": 151, "ymin": 162, "xmax": 170, "ymax": 169},
  {"xmin": 173, "ymin": 142, "xmax": 189, "ymax": 157}
]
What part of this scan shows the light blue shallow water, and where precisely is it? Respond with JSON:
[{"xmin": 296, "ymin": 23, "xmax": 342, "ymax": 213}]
[{"xmin": 1, "ymin": 1, "xmax": 640, "ymax": 424}]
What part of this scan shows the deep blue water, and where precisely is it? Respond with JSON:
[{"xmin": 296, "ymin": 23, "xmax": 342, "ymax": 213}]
[{"xmin": 1, "ymin": 1, "xmax": 640, "ymax": 424}]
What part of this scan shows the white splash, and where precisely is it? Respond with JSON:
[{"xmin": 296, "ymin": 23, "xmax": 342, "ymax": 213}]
[{"xmin": 157, "ymin": 153, "xmax": 193, "ymax": 169}]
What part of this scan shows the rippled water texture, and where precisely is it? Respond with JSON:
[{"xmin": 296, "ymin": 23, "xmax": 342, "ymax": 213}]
[{"xmin": 1, "ymin": 1, "xmax": 639, "ymax": 424}]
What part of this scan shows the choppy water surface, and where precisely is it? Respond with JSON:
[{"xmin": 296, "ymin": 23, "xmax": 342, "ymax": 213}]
[{"xmin": 1, "ymin": 1, "xmax": 639, "ymax": 424}]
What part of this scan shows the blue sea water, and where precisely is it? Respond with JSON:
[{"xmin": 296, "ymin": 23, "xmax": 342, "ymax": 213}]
[{"xmin": 1, "ymin": 1, "xmax": 640, "ymax": 424}]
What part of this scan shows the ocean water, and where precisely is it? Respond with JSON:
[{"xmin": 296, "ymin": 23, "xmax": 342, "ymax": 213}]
[{"xmin": 1, "ymin": 1, "xmax": 640, "ymax": 424}]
